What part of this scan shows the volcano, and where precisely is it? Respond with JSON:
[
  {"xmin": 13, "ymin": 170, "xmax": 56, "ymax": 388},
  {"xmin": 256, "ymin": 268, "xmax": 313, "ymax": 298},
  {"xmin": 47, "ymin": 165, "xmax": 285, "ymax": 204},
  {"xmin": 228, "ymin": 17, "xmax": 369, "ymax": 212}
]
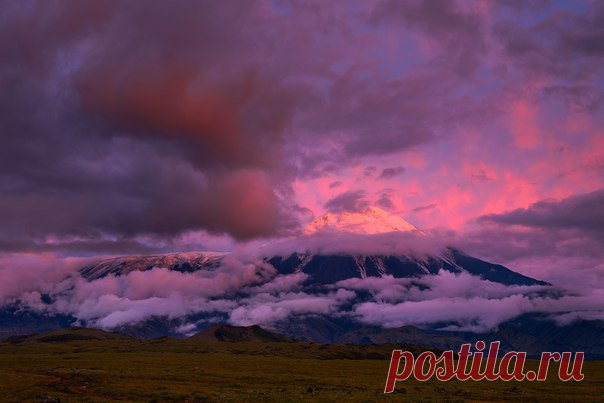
[
  {"xmin": 1, "ymin": 207, "xmax": 565, "ymax": 353},
  {"xmin": 266, "ymin": 207, "xmax": 547, "ymax": 286}
]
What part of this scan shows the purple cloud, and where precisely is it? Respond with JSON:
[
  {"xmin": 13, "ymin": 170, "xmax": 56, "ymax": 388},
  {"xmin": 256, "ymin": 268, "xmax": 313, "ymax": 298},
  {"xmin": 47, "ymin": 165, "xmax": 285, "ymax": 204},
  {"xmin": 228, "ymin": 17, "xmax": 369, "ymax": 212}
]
[{"xmin": 325, "ymin": 190, "xmax": 369, "ymax": 213}]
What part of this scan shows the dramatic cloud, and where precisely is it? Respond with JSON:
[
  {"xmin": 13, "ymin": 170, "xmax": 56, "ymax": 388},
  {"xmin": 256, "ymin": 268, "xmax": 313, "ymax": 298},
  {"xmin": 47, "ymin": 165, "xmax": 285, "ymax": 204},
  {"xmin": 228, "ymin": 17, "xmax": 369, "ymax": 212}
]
[
  {"xmin": 480, "ymin": 188, "xmax": 604, "ymax": 237},
  {"xmin": 0, "ymin": 0, "xmax": 306, "ymax": 247},
  {"xmin": 455, "ymin": 189, "xmax": 604, "ymax": 296},
  {"xmin": 1, "ymin": 0, "xmax": 603, "ymax": 253}
]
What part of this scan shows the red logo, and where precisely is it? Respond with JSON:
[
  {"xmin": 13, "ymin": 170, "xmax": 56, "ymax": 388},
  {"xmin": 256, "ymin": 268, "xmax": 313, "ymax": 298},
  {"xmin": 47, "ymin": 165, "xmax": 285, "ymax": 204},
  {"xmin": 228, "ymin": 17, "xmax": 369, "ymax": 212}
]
[{"xmin": 385, "ymin": 341, "xmax": 584, "ymax": 393}]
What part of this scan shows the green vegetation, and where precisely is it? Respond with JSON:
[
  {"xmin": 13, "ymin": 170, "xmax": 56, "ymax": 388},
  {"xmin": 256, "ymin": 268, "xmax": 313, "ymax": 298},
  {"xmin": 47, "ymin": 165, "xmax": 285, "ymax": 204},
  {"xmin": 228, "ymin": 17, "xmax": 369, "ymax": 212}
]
[{"xmin": 0, "ymin": 336, "xmax": 602, "ymax": 402}]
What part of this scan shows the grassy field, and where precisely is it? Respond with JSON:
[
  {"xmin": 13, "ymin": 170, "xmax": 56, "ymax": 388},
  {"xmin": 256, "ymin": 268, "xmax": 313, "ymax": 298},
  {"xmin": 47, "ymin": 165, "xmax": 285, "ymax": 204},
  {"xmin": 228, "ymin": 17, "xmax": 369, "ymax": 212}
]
[{"xmin": 0, "ymin": 338, "xmax": 602, "ymax": 402}]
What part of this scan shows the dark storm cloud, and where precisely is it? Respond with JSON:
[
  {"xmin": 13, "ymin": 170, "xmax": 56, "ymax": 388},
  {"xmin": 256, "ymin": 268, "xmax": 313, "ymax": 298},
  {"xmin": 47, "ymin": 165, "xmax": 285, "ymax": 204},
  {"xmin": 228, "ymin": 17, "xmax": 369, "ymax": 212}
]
[
  {"xmin": 480, "ymin": 188, "xmax": 604, "ymax": 237},
  {"xmin": 467, "ymin": 189, "xmax": 604, "ymax": 268},
  {"xmin": 324, "ymin": 190, "xmax": 369, "ymax": 213},
  {"xmin": 462, "ymin": 224, "xmax": 604, "ymax": 264},
  {"xmin": 0, "ymin": 0, "xmax": 305, "ymax": 248}
]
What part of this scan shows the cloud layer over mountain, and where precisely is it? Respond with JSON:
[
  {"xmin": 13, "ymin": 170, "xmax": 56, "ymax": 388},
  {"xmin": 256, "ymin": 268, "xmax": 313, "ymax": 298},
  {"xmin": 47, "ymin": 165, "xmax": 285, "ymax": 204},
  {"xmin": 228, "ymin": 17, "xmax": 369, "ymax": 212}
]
[{"xmin": 2, "ymin": 233, "xmax": 602, "ymax": 335}]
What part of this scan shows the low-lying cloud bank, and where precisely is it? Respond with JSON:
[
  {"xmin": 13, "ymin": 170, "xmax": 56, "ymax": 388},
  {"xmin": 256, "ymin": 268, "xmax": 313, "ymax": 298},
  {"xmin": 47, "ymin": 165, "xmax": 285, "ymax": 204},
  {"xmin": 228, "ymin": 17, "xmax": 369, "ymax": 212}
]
[
  {"xmin": 254, "ymin": 231, "xmax": 447, "ymax": 259},
  {"xmin": 1, "ymin": 245, "xmax": 602, "ymax": 335}
]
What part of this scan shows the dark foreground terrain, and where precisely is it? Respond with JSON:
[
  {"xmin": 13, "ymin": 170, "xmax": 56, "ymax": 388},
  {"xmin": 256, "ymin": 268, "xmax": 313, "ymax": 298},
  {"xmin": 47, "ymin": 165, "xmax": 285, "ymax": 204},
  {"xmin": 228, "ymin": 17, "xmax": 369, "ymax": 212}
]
[{"xmin": 0, "ymin": 329, "xmax": 602, "ymax": 402}]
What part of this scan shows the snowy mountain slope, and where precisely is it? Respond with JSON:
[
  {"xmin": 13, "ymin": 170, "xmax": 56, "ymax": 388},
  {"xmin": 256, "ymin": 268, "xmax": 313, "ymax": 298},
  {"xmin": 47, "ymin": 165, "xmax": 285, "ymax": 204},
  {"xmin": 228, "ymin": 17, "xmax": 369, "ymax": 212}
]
[
  {"xmin": 303, "ymin": 206, "xmax": 421, "ymax": 235},
  {"xmin": 79, "ymin": 252, "xmax": 227, "ymax": 281}
]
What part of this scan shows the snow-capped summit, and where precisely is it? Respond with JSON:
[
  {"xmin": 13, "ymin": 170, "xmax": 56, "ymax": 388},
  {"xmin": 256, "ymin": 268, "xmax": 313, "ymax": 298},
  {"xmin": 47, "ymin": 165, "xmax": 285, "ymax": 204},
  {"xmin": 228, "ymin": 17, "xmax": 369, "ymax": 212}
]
[
  {"xmin": 303, "ymin": 206, "xmax": 420, "ymax": 235},
  {"xmin": 79, "ymin": 252, "xmax": 227, "ymax": 281}
]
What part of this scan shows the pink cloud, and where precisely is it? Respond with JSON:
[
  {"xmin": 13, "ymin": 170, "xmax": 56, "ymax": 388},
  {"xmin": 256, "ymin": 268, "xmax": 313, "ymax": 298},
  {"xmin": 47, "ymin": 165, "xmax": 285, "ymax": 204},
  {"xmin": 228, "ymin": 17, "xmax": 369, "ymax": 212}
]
[{"xmin": 508, "ymin": 99, "xmax": 541, "ymax": 149}]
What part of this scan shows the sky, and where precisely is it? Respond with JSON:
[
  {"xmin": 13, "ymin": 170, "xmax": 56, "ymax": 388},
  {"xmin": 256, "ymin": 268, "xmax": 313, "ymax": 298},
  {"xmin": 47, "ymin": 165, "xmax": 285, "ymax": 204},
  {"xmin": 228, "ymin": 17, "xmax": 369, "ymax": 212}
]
[{"xmin": 1, "ymin": 0, "xmax": 604, "ymax": 293}]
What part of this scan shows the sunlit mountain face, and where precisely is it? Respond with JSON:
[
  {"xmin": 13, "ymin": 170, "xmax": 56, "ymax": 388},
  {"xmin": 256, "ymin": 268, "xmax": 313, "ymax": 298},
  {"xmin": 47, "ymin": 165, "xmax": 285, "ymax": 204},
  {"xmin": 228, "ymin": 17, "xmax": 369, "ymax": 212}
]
[
  {"xmin": 303, "ymin": 207, "xmax": 421, "ymax": 235},
  {"xmin": 1, "ymin": 1, "xmax": 603, "ymax": 357}
]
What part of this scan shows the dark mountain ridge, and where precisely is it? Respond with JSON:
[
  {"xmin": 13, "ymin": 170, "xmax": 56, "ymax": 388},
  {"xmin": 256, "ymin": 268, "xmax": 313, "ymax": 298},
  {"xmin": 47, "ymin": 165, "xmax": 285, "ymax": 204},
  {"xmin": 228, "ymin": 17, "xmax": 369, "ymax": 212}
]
[{"xmin": 267, "ymin": 248, "xmax": 548, "ymax": 286}]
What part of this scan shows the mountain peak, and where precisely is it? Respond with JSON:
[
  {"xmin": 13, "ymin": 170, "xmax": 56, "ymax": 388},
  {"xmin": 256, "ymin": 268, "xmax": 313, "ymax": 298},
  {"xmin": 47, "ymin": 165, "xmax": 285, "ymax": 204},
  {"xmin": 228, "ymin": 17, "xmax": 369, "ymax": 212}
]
[{"xmin": 303, "ymin": 206, "xmax": 419, "ymax": 235}]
